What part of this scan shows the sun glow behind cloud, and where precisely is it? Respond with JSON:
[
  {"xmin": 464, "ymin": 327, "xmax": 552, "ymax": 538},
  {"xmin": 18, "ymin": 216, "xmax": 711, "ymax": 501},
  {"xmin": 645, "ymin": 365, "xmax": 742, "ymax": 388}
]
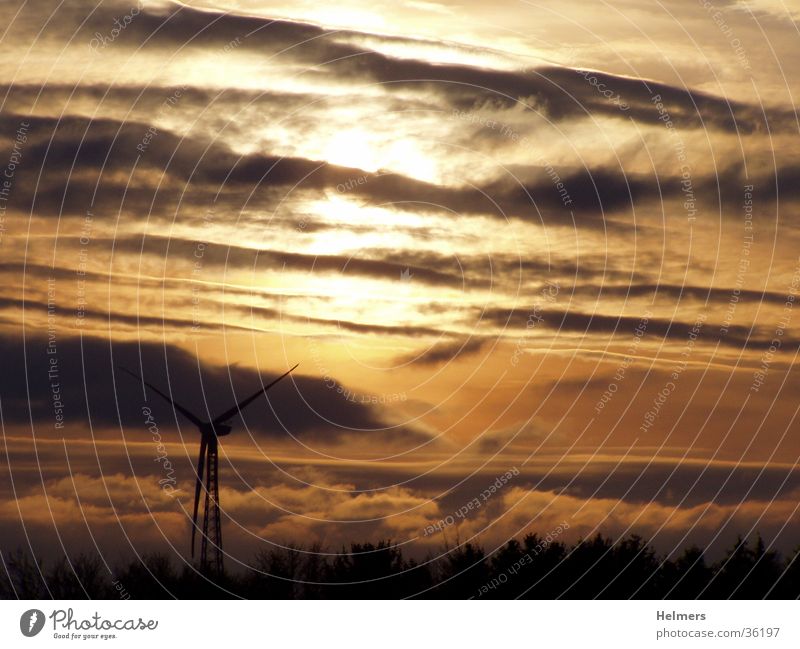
[{"xmin": 321, "ymin": 128, "xmax": 440, "ymax": 183}]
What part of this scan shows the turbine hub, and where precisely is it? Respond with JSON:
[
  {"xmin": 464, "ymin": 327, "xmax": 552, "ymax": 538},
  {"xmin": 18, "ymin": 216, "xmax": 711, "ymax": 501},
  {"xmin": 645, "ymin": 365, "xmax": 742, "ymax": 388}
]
[
  {"xmin": 214, "ymin": 423, "xmax": 232, "ymax": 437},
  {"xmin": 200, "ymin": 423, "xmax": 232, "ymax": 438}
]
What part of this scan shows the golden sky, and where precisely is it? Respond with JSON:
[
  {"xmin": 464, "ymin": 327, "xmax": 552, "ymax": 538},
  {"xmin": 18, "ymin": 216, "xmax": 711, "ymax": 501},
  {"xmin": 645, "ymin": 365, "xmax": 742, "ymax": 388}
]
[{"xmin": 1, "ymin": 0, "xmax": 800, "ymax": 565}]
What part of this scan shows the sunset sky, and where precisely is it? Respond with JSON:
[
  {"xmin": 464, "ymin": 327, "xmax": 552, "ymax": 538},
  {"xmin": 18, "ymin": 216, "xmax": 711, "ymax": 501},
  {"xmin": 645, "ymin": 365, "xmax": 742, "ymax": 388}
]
[{"xmin": 2, "ymin": 0, "xmax": 800, "ymax": 569}]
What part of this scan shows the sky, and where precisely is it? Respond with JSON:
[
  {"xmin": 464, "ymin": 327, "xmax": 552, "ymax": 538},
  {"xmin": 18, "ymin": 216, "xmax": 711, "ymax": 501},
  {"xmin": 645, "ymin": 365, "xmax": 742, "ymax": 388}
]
[{"xmin": 1, "ymin": 0, "xmax": 800, "ymax": 571}]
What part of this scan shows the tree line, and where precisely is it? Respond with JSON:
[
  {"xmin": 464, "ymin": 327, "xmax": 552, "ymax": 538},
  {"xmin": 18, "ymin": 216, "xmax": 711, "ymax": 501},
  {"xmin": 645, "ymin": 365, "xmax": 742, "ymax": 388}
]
[{"xmin": 2, "ymin": 532, "xmax": 798, "ymax": 599}]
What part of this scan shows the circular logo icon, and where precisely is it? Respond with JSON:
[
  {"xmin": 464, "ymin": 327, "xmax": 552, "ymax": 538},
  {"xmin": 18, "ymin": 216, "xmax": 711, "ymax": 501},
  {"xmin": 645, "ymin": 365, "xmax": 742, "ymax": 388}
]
[{"xmin": 20, "ymin": 609, "xmax": 45, "ymax": 637}]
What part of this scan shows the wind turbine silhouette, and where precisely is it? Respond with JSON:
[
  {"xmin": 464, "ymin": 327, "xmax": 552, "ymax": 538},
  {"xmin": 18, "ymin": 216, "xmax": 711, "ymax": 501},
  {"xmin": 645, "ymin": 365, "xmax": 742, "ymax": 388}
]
[{"xmin": 120, "ymin": 363, "xmax": 298, "ymax": 574}]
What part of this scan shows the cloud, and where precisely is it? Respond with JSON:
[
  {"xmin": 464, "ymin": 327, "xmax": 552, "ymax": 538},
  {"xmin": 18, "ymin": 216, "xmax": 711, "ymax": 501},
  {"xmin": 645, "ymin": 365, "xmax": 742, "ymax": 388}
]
[
  {"xmin": 53, "ymin": 1, "xmax": 794, "ymax": 134},
  {"xmin": 454, "ymin": 484, "xmax": 800, "ymax": 555},
  {"xmin": 3, "ymin": 104, "xmax": 795, "ymax": 241},
  {"xmin": 0, "ymin": 333, "xmax": 408, "ymax": 439},
  {"xmin": 480, "ymin": 305, "xmax": 799, "ymax": 350},
  {"xmin": 393, "ymin": 336, "xmax": 493, "ymax": 366},
  {"xmin": 570, "ymin": 281, "xmax": 795, "ymax": 306}
]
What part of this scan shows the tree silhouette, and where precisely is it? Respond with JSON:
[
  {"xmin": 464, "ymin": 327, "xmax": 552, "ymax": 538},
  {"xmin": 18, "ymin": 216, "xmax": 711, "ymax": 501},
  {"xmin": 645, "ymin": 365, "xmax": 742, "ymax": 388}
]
[{"xmin": 3, "ymin": 530, "xmax": 799, "ymax": 599}]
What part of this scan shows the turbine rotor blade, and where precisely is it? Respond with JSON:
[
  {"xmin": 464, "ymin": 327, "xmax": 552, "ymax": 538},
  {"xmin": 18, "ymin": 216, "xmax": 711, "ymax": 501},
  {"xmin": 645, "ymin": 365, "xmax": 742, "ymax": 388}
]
[
  {"xmin": 191, "ymin": 436, "xmax": 208, "ymax": 559},
  {"xmin": 212, "ymin": 364, "xmax": 298, "ymax": 425},
  {"xmin": 118, "ymin": 366, "xmax": 205, "ymax": 427}
]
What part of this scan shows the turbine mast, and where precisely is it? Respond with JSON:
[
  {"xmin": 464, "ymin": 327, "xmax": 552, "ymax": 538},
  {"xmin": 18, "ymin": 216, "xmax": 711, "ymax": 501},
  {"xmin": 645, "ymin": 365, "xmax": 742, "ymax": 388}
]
[{"xmin": 200, "ymin": 436, "xmax": 223, "ymax": 575}]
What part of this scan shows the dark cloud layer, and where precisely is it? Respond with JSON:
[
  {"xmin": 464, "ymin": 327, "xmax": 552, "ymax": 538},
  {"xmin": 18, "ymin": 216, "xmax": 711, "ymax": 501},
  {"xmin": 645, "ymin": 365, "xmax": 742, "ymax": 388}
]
[
  {"xmin": 5, "ymin": 112, "xmax": 795, "ymax": 251},
  {"xmin": 394, "ymin": 337, "xmax": 494, "ymax": 366},
  {"xmin": 24, "ymin": 1, "xmax": 795, "ymax": 134},
  {"xmin": 0, "ymin": 334, "xmax": 401, "ymax": 438},
  {"xmin": 481, "ymin": 306, "xmax": 800, "ymax": 350}
]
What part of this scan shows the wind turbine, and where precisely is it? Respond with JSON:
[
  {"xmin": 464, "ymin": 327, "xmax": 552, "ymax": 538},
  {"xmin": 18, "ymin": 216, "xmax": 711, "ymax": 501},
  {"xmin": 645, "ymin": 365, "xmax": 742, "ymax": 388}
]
[{"xmin": 120, "ymin": 364, "xmax": 298, "ymax": 574}]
